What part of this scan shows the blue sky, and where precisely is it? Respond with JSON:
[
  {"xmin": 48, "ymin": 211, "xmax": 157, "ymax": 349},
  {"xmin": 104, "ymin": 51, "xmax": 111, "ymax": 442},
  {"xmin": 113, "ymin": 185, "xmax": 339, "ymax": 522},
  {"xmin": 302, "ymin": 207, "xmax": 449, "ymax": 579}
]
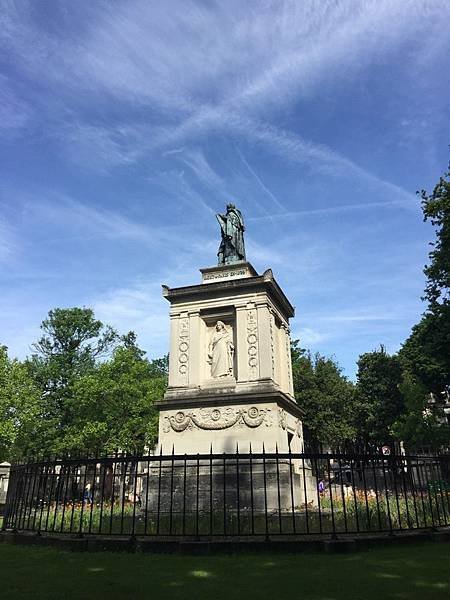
[{"xmin": 1, "ymin": 1, "xmax": 449, "ymax": 379}]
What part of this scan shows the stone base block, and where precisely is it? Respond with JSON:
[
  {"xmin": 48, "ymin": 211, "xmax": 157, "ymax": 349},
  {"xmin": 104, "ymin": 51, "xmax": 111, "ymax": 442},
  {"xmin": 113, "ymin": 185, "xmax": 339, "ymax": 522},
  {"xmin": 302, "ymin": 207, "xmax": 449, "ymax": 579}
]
[{"xmin": 141, "ymin": 458, "xmax": 317, "ymax": 535}]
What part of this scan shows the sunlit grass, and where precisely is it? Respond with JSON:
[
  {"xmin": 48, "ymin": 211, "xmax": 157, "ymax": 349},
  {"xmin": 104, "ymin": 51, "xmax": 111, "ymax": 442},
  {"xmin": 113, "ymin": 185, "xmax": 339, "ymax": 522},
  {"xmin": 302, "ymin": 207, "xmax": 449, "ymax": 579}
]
[
  {"xmin": 0, "ymin": 540, "xmax": 449, "ymax": 600},
  {"xmin": 190, "ymin": 570, "xmax": 211, "ymax": 578}
]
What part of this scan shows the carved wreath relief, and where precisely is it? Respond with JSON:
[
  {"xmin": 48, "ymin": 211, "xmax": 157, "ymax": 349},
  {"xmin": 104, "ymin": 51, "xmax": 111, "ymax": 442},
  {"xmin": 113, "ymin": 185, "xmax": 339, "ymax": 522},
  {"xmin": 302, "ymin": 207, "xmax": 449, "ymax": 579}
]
[
  {"xmin": 163, "ymin": 406, "xmax": 272, "ymax": 433},
  {"xmin": 246, "ymin": 305, "xmax": 259, "ymax": 379}
]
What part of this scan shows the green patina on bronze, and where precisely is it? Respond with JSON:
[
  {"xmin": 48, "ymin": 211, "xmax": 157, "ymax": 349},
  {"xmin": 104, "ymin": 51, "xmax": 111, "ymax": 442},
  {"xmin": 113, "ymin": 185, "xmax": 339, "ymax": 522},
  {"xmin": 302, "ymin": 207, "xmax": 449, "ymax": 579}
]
[{"xmin": 216, "ymin": 203, "xmax": 246, "ymax": 265}]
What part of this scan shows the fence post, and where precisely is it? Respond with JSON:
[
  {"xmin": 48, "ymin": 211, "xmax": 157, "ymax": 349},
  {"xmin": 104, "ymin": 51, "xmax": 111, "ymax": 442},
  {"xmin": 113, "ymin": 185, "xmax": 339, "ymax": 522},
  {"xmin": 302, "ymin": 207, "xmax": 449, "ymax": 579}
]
[{"xmin": 262, "ymin": 443, "xmax": 269, "ymax": 541}]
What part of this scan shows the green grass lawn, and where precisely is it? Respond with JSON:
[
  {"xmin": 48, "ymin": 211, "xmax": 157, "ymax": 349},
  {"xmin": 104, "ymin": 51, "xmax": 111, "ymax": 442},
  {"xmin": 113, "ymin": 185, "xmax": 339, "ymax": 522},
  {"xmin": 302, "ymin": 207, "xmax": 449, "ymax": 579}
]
[{"xmin": 0, "ymin": 541, "xmax": 449, "ymax": 600}]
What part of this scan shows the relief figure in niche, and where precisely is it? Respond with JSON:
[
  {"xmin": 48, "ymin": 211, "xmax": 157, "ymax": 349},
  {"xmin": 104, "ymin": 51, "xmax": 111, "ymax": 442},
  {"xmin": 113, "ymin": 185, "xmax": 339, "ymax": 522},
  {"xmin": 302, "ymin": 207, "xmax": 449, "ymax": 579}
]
[{"xmin": 208, "ymin": 321, "xmax": 234, "ymax": 377}]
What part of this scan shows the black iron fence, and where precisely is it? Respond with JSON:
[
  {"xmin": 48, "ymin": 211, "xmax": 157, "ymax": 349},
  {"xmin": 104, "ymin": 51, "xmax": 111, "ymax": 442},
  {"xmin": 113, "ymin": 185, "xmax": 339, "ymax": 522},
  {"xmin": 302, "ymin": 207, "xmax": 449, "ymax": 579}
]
[{"xmin": 3, "ymin": 449, "xmax": 449, "ymax": 538}]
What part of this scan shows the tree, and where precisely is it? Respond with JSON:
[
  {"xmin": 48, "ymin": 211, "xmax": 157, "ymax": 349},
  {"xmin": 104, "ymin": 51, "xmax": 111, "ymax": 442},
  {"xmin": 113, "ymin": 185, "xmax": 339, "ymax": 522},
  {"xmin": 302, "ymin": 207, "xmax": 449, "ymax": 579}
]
[
  {"xmin": 69, "ymin": 343, "xmax": 166, "ymax": 454},
  {"xmin": 398, "ymin": 164, "xmax": 450, "ymax": 399},
  {"xmin": 399, "ymin": 311, "xmax": 450, "ymax": 395},
  {"xmin": 0, "ymin": 346, "xmax": 41, "ymax": 461},
  {"xmin": 420, "ymin": 164, "xmax": 450, "ymax": 309},
  {"xmin": 397, "ymin": 164, "xmax": 450, "ymax": 423},
  {"xmin": 391, "ymin": 371, "xmax": 450, "ymax": 450},
  {"xmin": 24, "ymin": 308, "xmax": 118, "ymax": 454},
  {"xmin": 1, "ymin": 306, "xmax": 168, "ymax": 457},
  {"xmin": 30, "ymin": 306, "xmax": 117, "ymax": 386},
  {"xmin": 354, "ymin": 347, "xmax": 404, "ymax": 445},
  {"xmin": 292, "ymin": 341, "xmax": 356, "ymax": 448}
]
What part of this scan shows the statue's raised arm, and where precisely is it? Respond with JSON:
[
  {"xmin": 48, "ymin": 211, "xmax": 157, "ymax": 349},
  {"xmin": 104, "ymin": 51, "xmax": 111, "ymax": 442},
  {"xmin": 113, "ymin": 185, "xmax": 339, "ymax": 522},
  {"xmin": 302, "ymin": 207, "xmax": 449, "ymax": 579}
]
[{"xmin": 217, "ymin": 203, "xmax": 246, "ymax": 265}]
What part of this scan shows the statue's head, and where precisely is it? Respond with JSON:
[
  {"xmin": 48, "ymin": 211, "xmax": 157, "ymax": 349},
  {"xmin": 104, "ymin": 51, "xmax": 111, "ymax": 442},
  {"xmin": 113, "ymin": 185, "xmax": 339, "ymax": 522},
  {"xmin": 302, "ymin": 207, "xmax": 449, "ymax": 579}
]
[
  {"xmin": 216, "ymin": 321, "xmax": 225, "ymax": 331},
  {"xmin": 226, "ymin": 203, "xmax": 235, "ymax": 212}
]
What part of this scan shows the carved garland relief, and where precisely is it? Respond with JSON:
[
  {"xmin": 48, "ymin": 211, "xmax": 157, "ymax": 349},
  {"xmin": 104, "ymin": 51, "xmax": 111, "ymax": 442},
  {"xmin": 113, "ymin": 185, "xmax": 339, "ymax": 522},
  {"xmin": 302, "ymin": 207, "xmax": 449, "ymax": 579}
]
[
  {"xmin": 269, "ymin": 310, "xmax": 276, "ymax": 380},
  {"xmin": 282, "ymin": 323, "xmax": 293, "ymax": 393},
  {"xmin": 286, "ymin": 327, "xmax": 293, "ymax": 392},
  {"xmin": 163, "ymin": 406, "xmax": 272, "ymax": 433},
  {"xmin": 246, "ymin": 305, "xmax": 259, "ymax": 380},
  {"xmin": 178, "ymin": 317, "xmax": 190, "ymax": 384}
]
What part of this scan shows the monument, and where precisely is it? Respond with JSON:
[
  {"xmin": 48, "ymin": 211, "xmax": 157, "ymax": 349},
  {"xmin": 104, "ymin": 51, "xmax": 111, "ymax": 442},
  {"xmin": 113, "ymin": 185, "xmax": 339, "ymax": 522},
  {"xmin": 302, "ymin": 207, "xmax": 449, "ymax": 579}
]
[{"xmin": 157, "ymin": 203, "xmax": 306, "ymax": 457}]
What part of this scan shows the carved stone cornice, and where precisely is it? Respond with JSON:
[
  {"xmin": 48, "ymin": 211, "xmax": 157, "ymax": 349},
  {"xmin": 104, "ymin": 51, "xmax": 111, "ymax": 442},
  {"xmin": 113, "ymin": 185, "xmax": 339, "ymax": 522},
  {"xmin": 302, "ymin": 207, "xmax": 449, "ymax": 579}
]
[
  {"xmin": 162, "ymin": 272, "xmax": 295, "ymax": 320},
  {"xmin": 158, "ymin": 388, "xmax": 304, "ymax": 419}
]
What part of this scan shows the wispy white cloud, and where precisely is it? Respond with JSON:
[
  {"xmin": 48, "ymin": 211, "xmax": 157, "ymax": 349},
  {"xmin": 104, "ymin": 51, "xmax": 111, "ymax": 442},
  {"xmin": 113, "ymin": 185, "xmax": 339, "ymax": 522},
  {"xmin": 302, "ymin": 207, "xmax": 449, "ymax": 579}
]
[
  {"xmin": 0, "ymin": 0, "xmax": 446, "ymax": 377},
  {"xmin": 319, "ymin": 313, "xmax": 399, "ymax": 323},
  {"xmin": 0, "ymin": 75, "xmax": 33, "ymax": 135},
  {"xmin": 27, "ymin": 195, "xmax": 158, "ymax": 246},
  {"xmin": 2, "ymin": 0, "xmax": 447, "ymax": 191},
  {"xmin": 174, "ymin": 148, "xmax": 225, "ymax": 192},
  {"xmin": 247, "ymin": 200, "xmax": 412, "ymax": 222},
  {"xmin": 224, "ymin": 1, "xmax": 447, "ymax": 115},
  {"xmin": 295, "ymin": 327, "xmax": 329, "ymax": 345},
  {"xmin": 225, "ymin": 117, "xmax": 418, "ymax": 209},
  {"xmin": 60, "ymin": 124, "xmax": 146, "ymax": 172},
  {"xmin": 92, "ymin": 280, "xmax": 169, "ymax": 357},
  {"xmin": 235, "ymin": 146, "xmax": 286, "ymax": 212},
  {"xmin": 18, "ymin": 190, "xmax": 218, "ymax": 273},
  {"xmin": 149, "ymin": 168, "xmax": 217, "ymax": 216},
  {"xmin": 0, "ymin": 218, "xmax": 17, "ymax": 263}
]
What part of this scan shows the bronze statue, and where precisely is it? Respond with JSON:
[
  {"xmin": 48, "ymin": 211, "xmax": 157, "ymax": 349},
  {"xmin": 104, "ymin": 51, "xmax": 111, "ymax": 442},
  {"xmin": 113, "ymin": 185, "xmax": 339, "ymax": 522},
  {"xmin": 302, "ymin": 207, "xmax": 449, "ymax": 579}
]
[{"xmin": 216, "ymin": 203, "xmax": 246, "ymax": 265}]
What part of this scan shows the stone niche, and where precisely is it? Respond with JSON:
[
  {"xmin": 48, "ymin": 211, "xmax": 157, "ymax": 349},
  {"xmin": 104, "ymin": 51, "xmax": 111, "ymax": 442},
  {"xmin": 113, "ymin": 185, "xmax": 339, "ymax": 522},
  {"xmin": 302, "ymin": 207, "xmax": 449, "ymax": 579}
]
[{"xmin": 200, "ymin": 305, "xmax": 236, "ymax": 385}]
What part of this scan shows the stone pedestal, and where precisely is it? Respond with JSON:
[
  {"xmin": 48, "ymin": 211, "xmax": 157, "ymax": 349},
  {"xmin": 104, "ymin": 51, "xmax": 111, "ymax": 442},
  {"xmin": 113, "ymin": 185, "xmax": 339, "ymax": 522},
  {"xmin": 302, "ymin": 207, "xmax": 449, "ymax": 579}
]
[
  {"xmin": 158, "ymin": 262, "xmax": 303, "ymax": 453},
  {"xmin": 155, "ymin": 261, "xmax": 316, "ymax": 508}
]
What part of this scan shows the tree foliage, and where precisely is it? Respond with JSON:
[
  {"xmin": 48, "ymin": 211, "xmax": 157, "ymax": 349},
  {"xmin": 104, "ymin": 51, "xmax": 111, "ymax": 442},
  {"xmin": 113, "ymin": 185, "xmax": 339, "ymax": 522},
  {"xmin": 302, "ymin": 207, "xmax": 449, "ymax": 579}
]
[
  {"xmin": 22, "ymin": 308, "xmax": 119, "ymax": 455},
  {"xmin": 67, "ymin": 345, "xmax": 166, "ymax": 454},
  {"xmin": 399, "ymin": 164, "xmax": 450, "ymax": 399},
  {"xmin": 29, "ymin": 307, "xmax": 117, "ymax": 389},
  {"xmin": 0, "ymin": 347, "xmax": 41, "ymax": 461},
  {"xmin": 391, "ymin": 371, "xmax": 450, "ymax": 450},
  {"xmin": 393, "ymin": 163, "xmax": 450, "ymax": 448},
  {"xmin": 292, "ymin": 341, "xmax": 356, "ymax": 447},
  {"xmin": 0, "ymin": 308, "xmax": 167, "ymax": 459},
  {"xmin": 354, "ymin": 347, "xmax": 404, "ymax": 445},
  {"xmin": 399, "ymin": 310, "xmax": 450, "ymax": 395},
  {"xmin": 420, "ymin": 164, "xmax": 450, "ymax": 309}
]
